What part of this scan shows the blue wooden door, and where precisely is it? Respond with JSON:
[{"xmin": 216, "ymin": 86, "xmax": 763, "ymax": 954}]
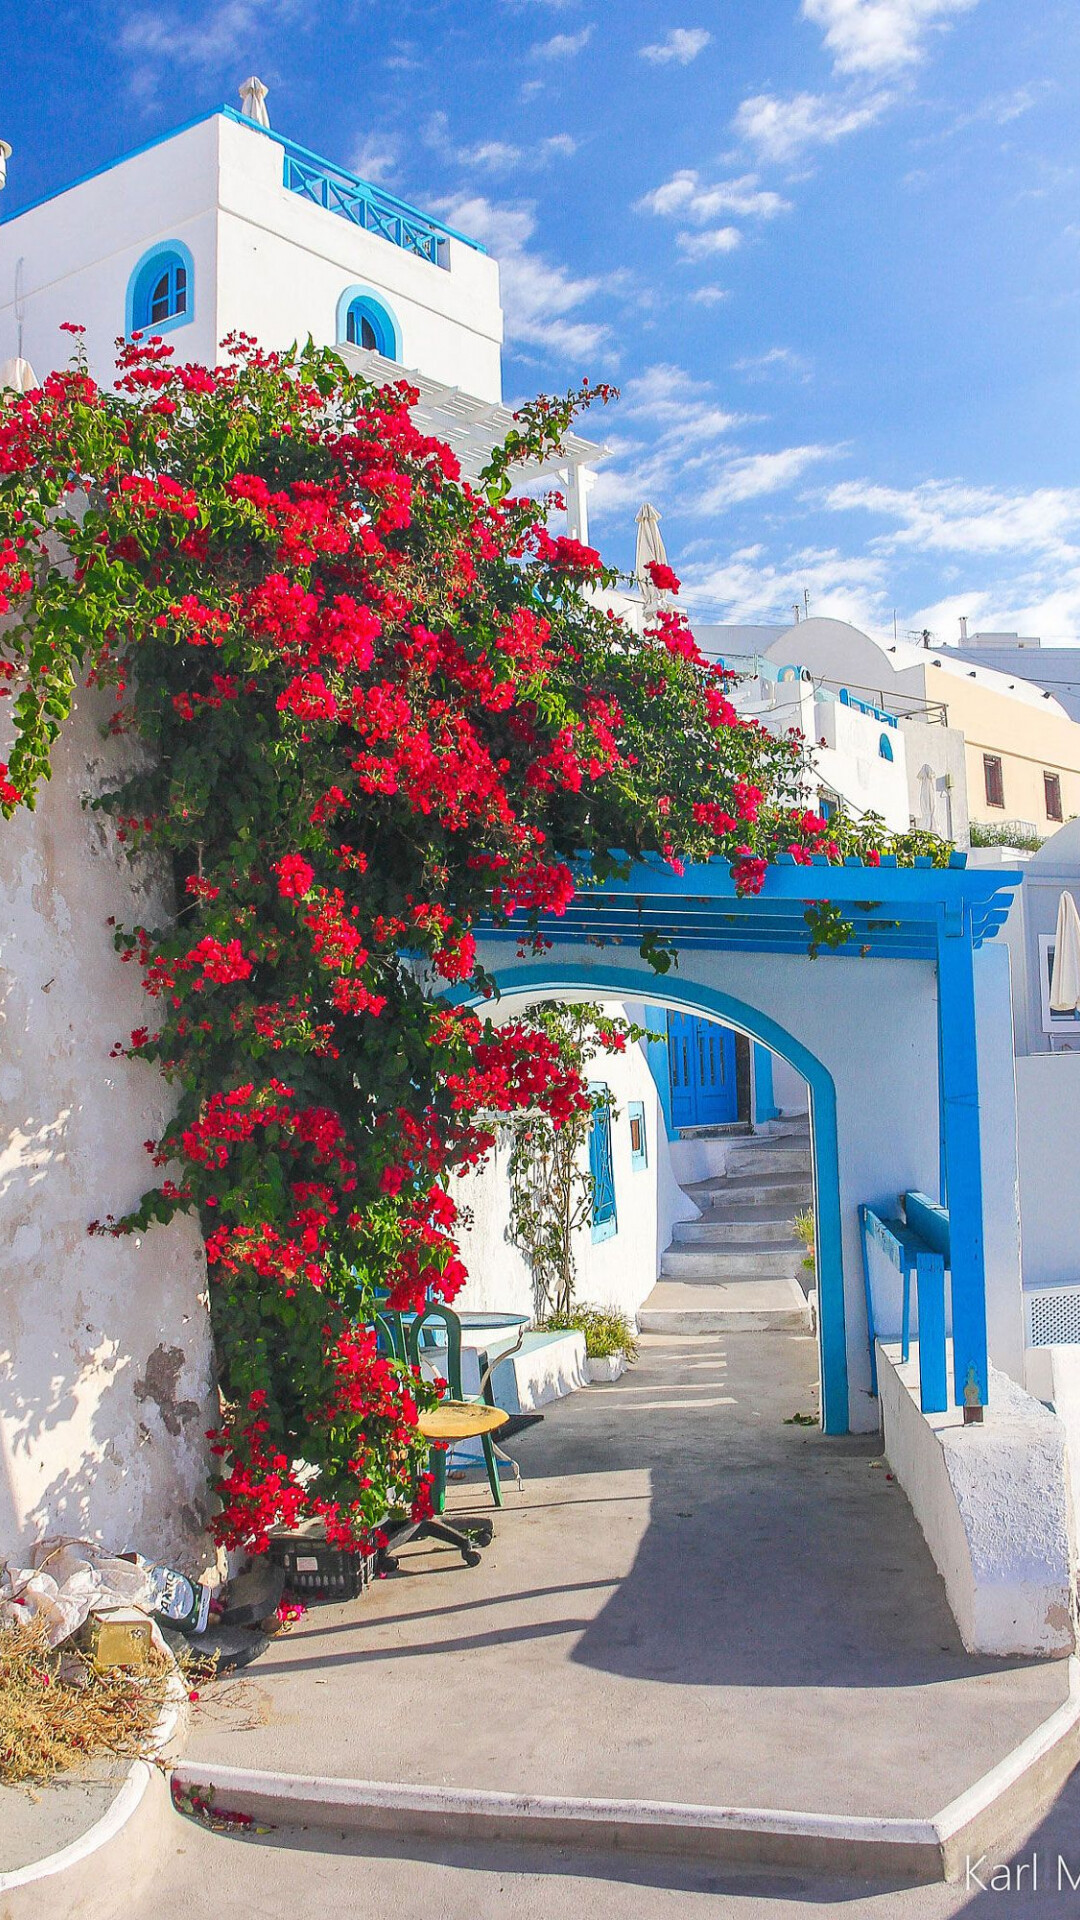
[{"xmin": 667, "ymin": 1013, "xmax": 738, "ymax": 1127}]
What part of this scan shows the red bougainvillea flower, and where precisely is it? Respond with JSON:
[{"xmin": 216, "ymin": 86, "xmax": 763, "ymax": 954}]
[{"xmin": 0, "ymin": 335, "xmax": 923, "ymax": 1554}]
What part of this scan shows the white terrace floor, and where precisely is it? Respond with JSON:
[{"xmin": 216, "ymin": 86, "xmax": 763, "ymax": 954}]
[{"xmin": 185, "ymin": 1330, "xmax": 1068, "ymax": 1821}]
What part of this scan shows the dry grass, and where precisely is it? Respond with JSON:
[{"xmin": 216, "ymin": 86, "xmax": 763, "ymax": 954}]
[{"xmin": 0, "ymin": 1618, "xmax": 173, "ymax": 1787}]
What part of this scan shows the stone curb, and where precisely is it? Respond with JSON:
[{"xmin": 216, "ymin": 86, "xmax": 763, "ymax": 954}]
[
  {"xmin": 170, "ymin": 1657, "xmax": 1080, "ymax": 1885},
  {"xmin": 0, "ymin": 1677, "xmax": 187, "ymax": 1920}
]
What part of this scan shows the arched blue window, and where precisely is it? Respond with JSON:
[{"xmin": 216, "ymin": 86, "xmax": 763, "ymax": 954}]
[
  {"xmin": 336, "ymin": 287, "xmax": 400, "ymax": 360},
  {"xmin": 879, "ymin": 732, "xmax": 894, "ymax": 761},
  {"xmin": 126, "ymin": 242, "xmax": 195, "ymax": 339}
]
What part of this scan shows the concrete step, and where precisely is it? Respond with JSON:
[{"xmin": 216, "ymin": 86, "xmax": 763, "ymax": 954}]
[
  {"xmin": 688, "ymin": 1165, "xmax": 811, "ymax": 1196},
  {"xmin": 671, "ymin": 1216, "xmax": 800, "ymax": 1246},
  {"xmin": 639, "ymin": 1278, "xmax": 812, "ymax": 1333},
  {"xmin": 725, "ymin": 1146, "xmax": 812, "ymax": 1176},
  {"xmin": 693, "ymin": 1206, "xmax": 808, "ymax": 1236},
  {"xmin": 691, "ymin": 1181, "xmax": 812, "ymax": 1214},
  {"xmin": 660, "ymin": 1245, "xmax": 803, "ymax": 1281}
]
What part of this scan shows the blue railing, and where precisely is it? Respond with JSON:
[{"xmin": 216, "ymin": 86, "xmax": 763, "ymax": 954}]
[
  {"xmin": 838, "ymin": 687, "xmax": 898, "ymax": 728},
  {"xmin": 279, "ymin": 136, "xmax": 484, "ymax": 268},
  {"xmin": 860, "ymin": 1193, "xmax": 950, "ymax": 1413}
]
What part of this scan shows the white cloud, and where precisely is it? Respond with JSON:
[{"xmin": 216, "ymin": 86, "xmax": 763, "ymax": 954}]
[
  {"xmin": 678, "ymin": 543, "xmax": 888, "ymax": 626},
  {"xmin": 587, "ymin": 364, "xmax": 745, "ymax": 514},
  {"xmin": 120, "ymin": 0, "xmax": 298, "ymax": 92},
  {"xmin": 639, "ymin": 27, "xmax": 712, "ymax": 65},
  {"xmin": 733, "ymin": 87, "xmax": 892, "ymax": 162},
  {"xmin": 734, "ymin": 346, "xmax": 813, "ymax": 381},
  {"xmin": 637, "ymin": 169, "xmax": 790, "ymax": 220},
  {"xmin": 676, "ymin": 226, "xmax": 742, "ymax": 258},
  {"xmin": 697, "ymin": 444, "xmax": 842, "ymax": 511},
  {"xmin": 801, "ymin": 0, "xmax": 979, "ymax": 78},
  {"xmin": 530, "ymin": 24, "xmax": 594, "ymax": 56},
  {"xmin": 432, "ymin": 193, "xmax": 609, "ymax": 361},
  {"xmin": 350, "ymin": 132, "xmax": 400, "ymax": 185},
  {"xmin": 422, "ymin": 111, "xmax": 576, "ymax": 174},
  {"xmin": 690, "ymin": 285, "xmax": 731, "ymax": 305},
  {"xmin": 824, "ymin": 478, "xmax": 1080, "ymax": 557},
  {"xmin": 622, "ymin": 364, "xmax": 743, "ymax": 439}
]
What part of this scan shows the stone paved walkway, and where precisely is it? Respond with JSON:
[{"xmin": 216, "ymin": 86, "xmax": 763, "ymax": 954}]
[{"xmin": 183, "ymin": 1329, "xmax": 1069, "ymax": 1820}]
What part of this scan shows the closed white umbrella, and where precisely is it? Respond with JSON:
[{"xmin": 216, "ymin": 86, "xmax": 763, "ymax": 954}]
[
  {"xmin": 635, "ymin": 502, "xmax": 667, "ymax": 612},
  {"xmin": 238, "ymin": 77, "xmax": 270, "ymax": 128},
  {"xmin": 0, "ymin": 357, "xmax": 37, "ymax": 394},
  {"xmin": 0, "ymin": 141, "xmax": 11, "ymax": 192},
  {"xmin": 1050, "ymin": 890, "xmax": 1080, "ymax": 1012}
]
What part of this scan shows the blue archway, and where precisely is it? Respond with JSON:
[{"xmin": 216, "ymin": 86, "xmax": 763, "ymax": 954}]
[{"xmin": 456, "ymin": 961, "xmax": 847, "ymax": 1435}]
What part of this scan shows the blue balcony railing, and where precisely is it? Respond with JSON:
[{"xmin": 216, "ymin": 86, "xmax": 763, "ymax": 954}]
[{"xmin": 279, "ymin": 137, "xmax": 484, "ymax": 269}]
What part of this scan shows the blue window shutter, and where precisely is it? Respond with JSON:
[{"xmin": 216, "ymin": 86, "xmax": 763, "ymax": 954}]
[
  {"xmin": 588, "ymin": 1083, "xmax": 617, "ymax": 1242},
  {"xmin": 628, "ymin": 1101, "xmax": 647, "ymax": 1170}
]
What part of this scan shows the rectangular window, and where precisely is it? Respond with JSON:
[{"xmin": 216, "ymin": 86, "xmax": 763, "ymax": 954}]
[
  {"xmin": 628, "ymin": 1101, "xmax": 647, "ymax": 1171},
  {"xmin": 588, "ymin": 1084, "xmax": 617, "ymax": 1243},
  {"xmin": 983, "ymin": 754, "xmax": 1005, "ymax": 809},
  {"xmin": 1044, "ymin": 772, "xmax": 1063, "ymax": 822}
]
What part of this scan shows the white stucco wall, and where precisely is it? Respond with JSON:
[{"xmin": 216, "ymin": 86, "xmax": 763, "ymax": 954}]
[
  {"xmin": 1, "ymin": 112, "xmax": 503, "ymax": 400},
  {"xmin": 771, "ymin": 1055, "xmax": 809, "ymax": 1116},
  {"xmin": 453, "ymin": 1000, "xmax": 688, "ymax": 1324},
  {"xmin": 1024, "ymin": 1347, "xmax": 1080, "ymax": 1574},
  {"xmin": 471, "ymin": 936, "xmax": 1023, "ymax": 1434},
  {"xmin": 974, "ymin": 941, "xmax": 1025, "ymax": 1384},
  {"xmin": 0, "ymin": 687, "xmax": 216, "ymax": 1570},
  {"xmin": 879, "ymin": 1343, "xmax": 1076, "ymax": 1657},
  {"xmin": 1015, "ymin": 1054, "xmax": 1080, "ymax": 1287}
]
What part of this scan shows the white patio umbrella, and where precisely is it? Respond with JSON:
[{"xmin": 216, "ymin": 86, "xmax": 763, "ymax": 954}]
[
  {"xmin": 238, "ymin": 77, "xmax": 270, "ymax": 128},
  {"xmin": 635, "ymin": 501, "xmax": 668, "ymax": 612},
  {"xmin": 1050, "ymin": 890, "xmax": 1080, "ymax": 1012},
  {"xmin": 0, "ymin": 141, "xmax": 11, "ymax": 192},
  {"xmin": 0, "ymin": 357, "xmax": 37, "ymax": 394}
]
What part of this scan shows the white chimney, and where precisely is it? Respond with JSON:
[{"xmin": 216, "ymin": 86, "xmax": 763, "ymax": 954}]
[
  {"xmin": 0, "ymin": 141, "xmax": 11, "ymax": 192},
  {"xmin": 238, "ymin": 77, "xmax": 270, "ymax": 128},
  {"xmin": 959, "ymin": 615, "xmax": 968, "ymax": 645}
]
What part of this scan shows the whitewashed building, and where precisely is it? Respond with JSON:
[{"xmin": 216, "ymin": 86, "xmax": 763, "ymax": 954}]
[
  {"xmin": 1, "ymin": 101, "xmax": 503, "ymax": 402},
  {"xmin": 2, "ymin": 96, "xmax": 1076, "ymax": 1665}
]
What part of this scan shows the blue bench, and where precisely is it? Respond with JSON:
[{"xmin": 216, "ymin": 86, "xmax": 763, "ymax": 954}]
[{"xmin": 860, "ymin": 1193, "xmax": 950, "ymax": 1414}]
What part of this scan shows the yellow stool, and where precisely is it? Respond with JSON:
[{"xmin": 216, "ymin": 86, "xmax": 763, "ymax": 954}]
[{"xmin": 418, "ymin": 1401, "xmax": 510, "ymax": 1444}]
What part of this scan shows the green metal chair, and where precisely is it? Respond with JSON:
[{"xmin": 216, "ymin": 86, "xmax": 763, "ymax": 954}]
[{"xmin": 374, "ymin": 1300, "xmax": 517, "ymax": 1510}]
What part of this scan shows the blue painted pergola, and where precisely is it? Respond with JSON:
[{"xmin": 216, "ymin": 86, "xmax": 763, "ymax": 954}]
[{"xmin": 473, "ymin": 850, "xmax": 1022, "ymax": 1435}]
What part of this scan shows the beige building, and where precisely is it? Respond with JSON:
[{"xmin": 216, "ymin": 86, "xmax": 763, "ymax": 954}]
[{"xmin": 757, "ymin": 619, "xmax": 1080, "ymax": 839}]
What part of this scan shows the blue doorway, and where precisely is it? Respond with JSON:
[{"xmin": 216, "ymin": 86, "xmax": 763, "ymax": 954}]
[{"xmin": 667, "ymin": 1011, "xmax": 739, "ymax": 1128}]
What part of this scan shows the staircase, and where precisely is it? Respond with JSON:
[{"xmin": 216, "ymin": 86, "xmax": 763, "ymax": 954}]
[{"xmin": 639, "ymin": 1118, "xmax": 814, "ymax": 1333}]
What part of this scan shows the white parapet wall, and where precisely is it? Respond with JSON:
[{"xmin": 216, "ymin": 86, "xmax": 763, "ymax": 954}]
[
  {"xmin": 0, "ymin": 685, "xmax": 216, "ymax": 1571},
  {"xmin": 878, "ymin": 1341, "xmax": 1076, "ymax": 1657}
]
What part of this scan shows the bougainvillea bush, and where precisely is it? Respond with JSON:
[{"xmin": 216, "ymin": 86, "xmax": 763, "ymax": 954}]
[{"xmin": 0, "ymin": 335, "xmax": 942, "ymax": 1552}]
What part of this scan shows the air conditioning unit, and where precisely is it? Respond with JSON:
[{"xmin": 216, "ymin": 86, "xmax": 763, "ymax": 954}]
[{"xmin": 1024, "ymin": 1284, "xmax": 1080, "ymax": 1348}]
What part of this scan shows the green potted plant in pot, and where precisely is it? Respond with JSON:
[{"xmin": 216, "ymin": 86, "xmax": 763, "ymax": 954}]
[{"xmin": 545, "ymin": 1305, "xmax": 638, "ymax": 1384}]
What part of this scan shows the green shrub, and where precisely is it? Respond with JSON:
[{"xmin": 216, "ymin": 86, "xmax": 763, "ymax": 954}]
[
  {"xmin": 793, "ymin": 1207, "xmax": 816, "ymax": 1273},
  {"xmin": 544, "ymin": 1304, "xmax": 638, "ymax": 1360}
]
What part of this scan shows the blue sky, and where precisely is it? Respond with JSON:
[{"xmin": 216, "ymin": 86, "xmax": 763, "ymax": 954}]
[{"xmin": 4, "ymin": 0, "xmax": 1080, "ymax": 642}]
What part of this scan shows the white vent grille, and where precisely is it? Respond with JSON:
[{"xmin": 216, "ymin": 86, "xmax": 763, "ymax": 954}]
[{"xmin": 1025, "ymin": 1285, "xmax": 1080, "ymax": 1348}]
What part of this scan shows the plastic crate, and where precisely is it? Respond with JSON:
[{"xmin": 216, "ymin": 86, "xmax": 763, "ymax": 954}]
[{"xmin": 267, "ymin": 1526, "xmax": 379, "ymax": 1601}]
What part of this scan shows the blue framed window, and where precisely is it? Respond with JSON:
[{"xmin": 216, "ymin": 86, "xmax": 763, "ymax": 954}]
[
  {"xmin": 588, "ymin": 1084, "xmax": 618, "ymax": 1243},
  {"xmin": 126, "ymin": 242, "xmax": 194, "ymax": 339},
  {"xmin": 628, "ymin": 1101, "xmax": 648, "ymax": 1171},
  {"xmin": 336, "ymin": 287, "xmax": 401, "ymax": 360},
  {"xmin": 879, "ymin": 732, "xmax": 894, "ymax": 761}
]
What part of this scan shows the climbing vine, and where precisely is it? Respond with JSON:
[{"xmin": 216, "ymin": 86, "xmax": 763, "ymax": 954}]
[
  {"xmin": 505, "ymin": 1003, "xmax": 651, "ymax": 1318},
  {"xmin": 0, "ymin": 334, "xmax": 948, "ymax": 1553}
]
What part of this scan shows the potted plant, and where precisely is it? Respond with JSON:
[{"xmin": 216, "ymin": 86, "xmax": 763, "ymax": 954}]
[{"xmin": 544, "ymin": 1305, "xmax": 637, "ymax": 1383}]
